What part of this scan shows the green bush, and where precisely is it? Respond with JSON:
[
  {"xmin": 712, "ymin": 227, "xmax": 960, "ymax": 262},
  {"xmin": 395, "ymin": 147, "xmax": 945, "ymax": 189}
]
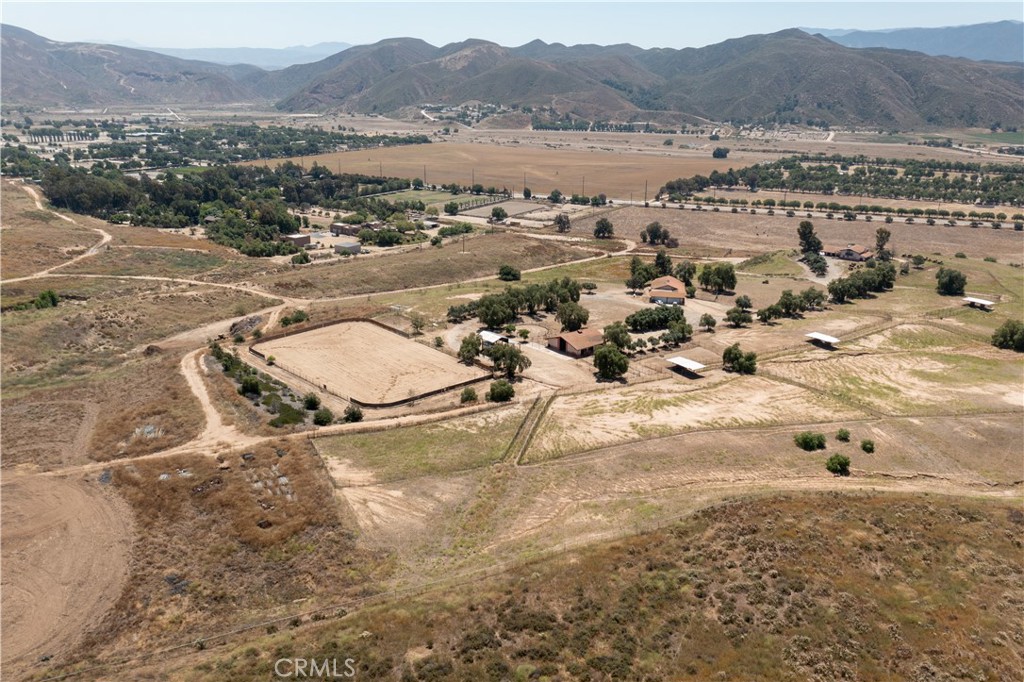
[
  {"xmin": 825, "ymin": 454, "xmax": 851, "ymax": 476},
  {"xmin": 460, "ymin": 387, "xmax": 478, "ymax": 403},
  {"xmin": 992, "ymin": 319, "xmax": 1024, "ymax": 352},
  {"xmin": 269, "ymin": 403, "xmax": 305, "ymax": 427},
  {"xmin": 836, "ymin": 428, "xmax": 851, "ymax": 442},
  {"xmin": 303, "ymin": 393, "xmax": 321, "ymax": 410},
  {"xmin": 239, "ymin": 375, "xmax": 261, "ymax": 396},
  {"xmin": 342, "ymin": 405, "xmax": 363, "ymax": 423},
  {"xmin": 487, "ymin": 380, "xmax": 515, "ymax": 402},
  {"xmin": 313, "ymin": 408, "xmax": 334, "ymax": 426},
  {"xmin": 794, "ymin": 431, "xmax": 827, "ymax": 451},
  {"xmin": 861, "ymin": 439, "xmax": 875, "ymax": 453}
]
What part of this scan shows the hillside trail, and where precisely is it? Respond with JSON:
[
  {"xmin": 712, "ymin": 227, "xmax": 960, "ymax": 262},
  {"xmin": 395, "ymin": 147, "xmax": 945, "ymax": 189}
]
[{"xmin": 1, "ymin": 183, "xmax": 113, "ymax": 283}]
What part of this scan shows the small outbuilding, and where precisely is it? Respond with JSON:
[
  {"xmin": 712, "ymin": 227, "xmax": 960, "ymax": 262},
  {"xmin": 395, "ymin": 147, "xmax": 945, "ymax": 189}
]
[
  {"xmin": 806, "ymin": 332, "xmax": 840, "ymax": 348},
  {"xmin": 547, "ymin": 328, "xmax": 605, "ymax": 358},
  {"xmin": 963, "ymin": 296, "xmax": 995, "ymax": 311},
  {"xmin": 648, "ymin": 275, "xmax": 687, "ymax": 305},
  {"xmin": 333, "ymin": 241, "xmax": 362, "ymax": 255},
  {"xmin": 282, "ymin": 233, "xmax": 311, "ymax": 248},
  {"xmin": 666, "ymin": 356, "xmax": 706, "ymax": 378},
  {"xmin": 479, "ymin": 330, "xmax": 509, "ymax": 346}
]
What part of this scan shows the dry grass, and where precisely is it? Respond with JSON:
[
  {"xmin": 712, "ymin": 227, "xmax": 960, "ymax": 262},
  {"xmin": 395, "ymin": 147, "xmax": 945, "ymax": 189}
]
[
  {"xmin": 53, "ymin": 442, "xmax": 387, "ymax": 673},
  {"xmin": 1, "ymin": 277, "xmax": 277, "ymax": 386},
  {"xmin": 262, "ymin": 232, "xmax": 595, "ymax": 298},
  {"xmin": 1, "ymin": 350, "xmax": 204, "ymax": 468},
  {"xmin": 0, "ymin": 180, "xmax": 100, "ymax": 278},
  {"xmin": 60, "ymin": 247, "xmax": 234, "ymax": 278},
  {"xmin": 171, "ymin": 493, "xmax": 1024, "ymax": 682}
]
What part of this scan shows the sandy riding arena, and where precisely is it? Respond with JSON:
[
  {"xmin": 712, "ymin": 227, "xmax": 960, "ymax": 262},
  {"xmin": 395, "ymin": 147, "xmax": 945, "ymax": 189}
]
[{"xmin": 252, "ymin": 321, "xmax": 488, "ymax": 405}]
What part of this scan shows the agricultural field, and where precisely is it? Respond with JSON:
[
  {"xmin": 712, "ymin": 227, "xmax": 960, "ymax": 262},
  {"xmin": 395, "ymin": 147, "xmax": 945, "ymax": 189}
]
[
  {"xmin": 252, "ymin": 321, "xmax": 488, "ymax": 405},
  {"xmin": 252, "ymin": 141, "xmax": 751, "ymax": 201},
  {"xmin": 572, "ymin": 205, "xmax": 1024, "ymax": 260}
]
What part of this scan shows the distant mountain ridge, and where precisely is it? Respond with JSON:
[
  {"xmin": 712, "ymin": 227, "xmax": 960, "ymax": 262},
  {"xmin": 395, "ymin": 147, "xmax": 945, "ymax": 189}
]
[
  {"xmin": 2, "ymin": 23, "xmax": 1022, "ymax": 130},
  {"xmin": 131, "ymin": 42, "xmax": 352, "ymax": 70},
  {"xmin": 805, "ymin": 21, "xmax": 1023, "ymax": 63}
]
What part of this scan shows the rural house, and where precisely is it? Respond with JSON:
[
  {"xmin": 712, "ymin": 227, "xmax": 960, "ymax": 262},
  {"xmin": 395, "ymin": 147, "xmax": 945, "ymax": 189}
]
[
  {"xmin": 823, "ymin": 244, "xmax": 875, "ymax": 261},
  {"xmin": 281, "ymin": 233, "xmax": 311, "ymax": 248},
  {"xmin": 648, "ymin": 275, "xmax": 687, "ymax": 304},
  {"xmin": 547, "ymin": 328, "xmax": 605, "ymax": 358}
]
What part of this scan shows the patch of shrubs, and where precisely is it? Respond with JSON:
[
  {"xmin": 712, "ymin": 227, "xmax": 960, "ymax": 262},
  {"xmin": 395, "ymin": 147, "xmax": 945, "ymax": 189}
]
[
  {"xmin": 794, "ymin": 431, "xmax": 827, "ymax": 451},
  {"xmin": 313, "ymin": 408, "xmax": 335, "ymax": 426},
  {"xmin": 342, "ymin": 404, "xmax": 363, "ymax": 423},
  {"xmin": 836, "ymin": 428, "xmax": 851, "ymax": 442},
  {"xmin": 860, "ymin": 439, "xmax": 875, "ymax": 453},
  {"xmin": 460, "ymin": 387, "xmax": 478, "ymax": 403},
  {"xmin": 825, "ymin": 454, "xmax": 851, "ymax": 476},
  {"xmin": 280, "ymin": 309, "xmax": 309, "ymax": 327},
  {"xmin": 487, "ymin": 380, "xmax": 515, "ymax": 402}
]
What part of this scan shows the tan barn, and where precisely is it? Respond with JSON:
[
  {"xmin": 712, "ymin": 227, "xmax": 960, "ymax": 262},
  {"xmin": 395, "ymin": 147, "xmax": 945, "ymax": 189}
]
[{"xmin": 547, "ymin": 328, "xmax": 605, "ymax": 358}]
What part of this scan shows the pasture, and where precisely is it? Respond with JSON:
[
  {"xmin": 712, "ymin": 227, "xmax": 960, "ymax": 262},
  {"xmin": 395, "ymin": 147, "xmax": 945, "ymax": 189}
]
[{"xmin": 252, "ymin": 321, "xmax": 488, "ymax": 405}]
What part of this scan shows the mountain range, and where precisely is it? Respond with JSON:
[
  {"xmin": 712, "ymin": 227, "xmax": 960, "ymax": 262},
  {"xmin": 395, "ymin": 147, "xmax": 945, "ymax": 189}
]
[
  {"xmin": 805, "ymin": 21, "xmax": 1023, "ymax": 64},
  {"xmin": 3, "ymin": 23, "xmax": 1021, "ymax": 130}
]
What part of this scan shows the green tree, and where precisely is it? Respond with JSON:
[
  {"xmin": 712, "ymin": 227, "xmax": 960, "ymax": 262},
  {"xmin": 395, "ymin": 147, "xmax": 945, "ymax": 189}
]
[
  {"xmin": 836, "ymin": 428, "xmax": 851, "ymax": 442},
  {"xmin": 491, "ymin": 206, "xmax": 508, "ymax": 221},
  {"xmin": 291, "ymin": 250, "xmax": 310, "ymax": 264},
  {"xmin": 342, "ymin": 404, "xmax": 363, "ymax": 423},
  {"xmin": 594, "ymin": 344, "xmax": 629, "ymax": 381},
  {"xmin": 593, "ymin": 217, "xmax": 615, "ymax": 239},
  {"xmin": 522, "ymin": 187, "xmax": 532, "ymax": 199},
  {"xmin": 556, "ymin": 301, "xmax": 590, "ymax": 331},
  {"xmin": 488, "ymin": 379, "xmax": 515, "ymax": 402},
  {"xmin": 825, "ymin": 454, "xmax": 851, "ymax": 476},
  {"xmin": 860, "ymin": 439, "xmax": 875, "ymax": 453},
  {"xmin": 654, "ymin": 249, "xmax": 673, "ymax": 276},
  {"xmin": 314, "ymin": 407, "xmax": 336, "ymax": 426},
  {"xmin": 911, "ymin": 254, "xmax": 926, "ymax": 268},
  {"xmin": 460, "ymin": 387, "xmax": 478, "ymax": 403},
  {"xmin": 799, "ymin": 287, "xmax": 826, "ymax": 310},
  {"xmin": 548, "ymin": 189, "xmax": 563, "ymax": 203},
  {"xmin": 303, "ymin": 393, "xmax": 321, "ymax": 410},
  {"xmin": 487, "ymin": 343, "xmax": 532, "ymax": 380},
  {"xmin": 875, "ymin": 226, "xmax": 892, "ymax": 261},
  {"xmin": 699, "ymin": 313, "xmax": 717, "ymax": 332},
  {"xmin": 797, "ymin": 220, "xmax": 822, "ymax": 254},
  {"xmin": 712, "ymin": 147, "xmax": 730, "ymax": 158},
  {"xmin": 458, "ymin": 334, "xmax": 482, "ymax": 364},
  {"xmin": 410, "ymin": 313, "xmax": 426, "ymax": 335},
  {"xmin": 444, "ymin": 201, "xmax": 460, "ymax": 215},
  {"xmin": 725, "ymin": 306, "xmax": 753, "ymax": 327},
  {"xmin": 935, "ymin": 267, "xmax": 967, "ymax": 296},
  {"xmin": 723, "ymin": 343, "xmax": 757, "ymax": 374},
  {"xmin": 497, "ymin": 264, "xmax": 521, "ymax": 281},
  {"xmin": 735, "ymin": 294, "xmax": 752, "ymax": 310},
  {"xmin": 674, "ymin": 260, "xmax": 696, "ymax": 286},
  {"xmin": 603, "ymin": 322, "xmax": 631, "ymax": 349},
  {"xmin": 697, "ymin": 262, "xmax": 736, "ymax": 294},
  {"xmin": 554, "ymin": 213, "xmax": 570, "ymax": 233},
  {"xmin": 992, "ymin": 320, "xmax": 1024, "ymax": 351}
]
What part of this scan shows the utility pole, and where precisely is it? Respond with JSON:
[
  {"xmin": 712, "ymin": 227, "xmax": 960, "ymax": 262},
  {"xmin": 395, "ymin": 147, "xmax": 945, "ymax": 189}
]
[
  {"xmin": 644, "ymin": 180, "xmax": 648, "ymax": 204},
  {"xmin": 379, "ymin": 160, "xmax": 382, "ymax": 176},
  {"xmin": 582, "ymin": 175, "xmax": 585, "ymax": 197}
]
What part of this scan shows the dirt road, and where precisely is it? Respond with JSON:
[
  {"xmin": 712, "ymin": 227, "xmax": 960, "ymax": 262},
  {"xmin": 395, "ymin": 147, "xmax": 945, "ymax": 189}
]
[{"xmin": 0, "ymin": 474, "xmax": 134, "ymax": 672}]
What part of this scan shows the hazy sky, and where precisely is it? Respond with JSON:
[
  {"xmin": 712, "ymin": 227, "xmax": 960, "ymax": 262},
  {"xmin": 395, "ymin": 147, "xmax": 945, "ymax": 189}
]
[{"xmin": 2, "ymin": 1, "xmax": 1021, "ymax": 49}]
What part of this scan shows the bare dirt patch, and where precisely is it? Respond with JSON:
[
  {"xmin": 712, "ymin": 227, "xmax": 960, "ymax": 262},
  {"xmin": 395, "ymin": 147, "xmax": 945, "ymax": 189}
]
[
  {"xmin": 1, "ymin": 474, "xmax": 134, "ymax": 675},
  {"xmin": 253, "ymin": 321, "xmax": 488, "ymax": 405}
]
